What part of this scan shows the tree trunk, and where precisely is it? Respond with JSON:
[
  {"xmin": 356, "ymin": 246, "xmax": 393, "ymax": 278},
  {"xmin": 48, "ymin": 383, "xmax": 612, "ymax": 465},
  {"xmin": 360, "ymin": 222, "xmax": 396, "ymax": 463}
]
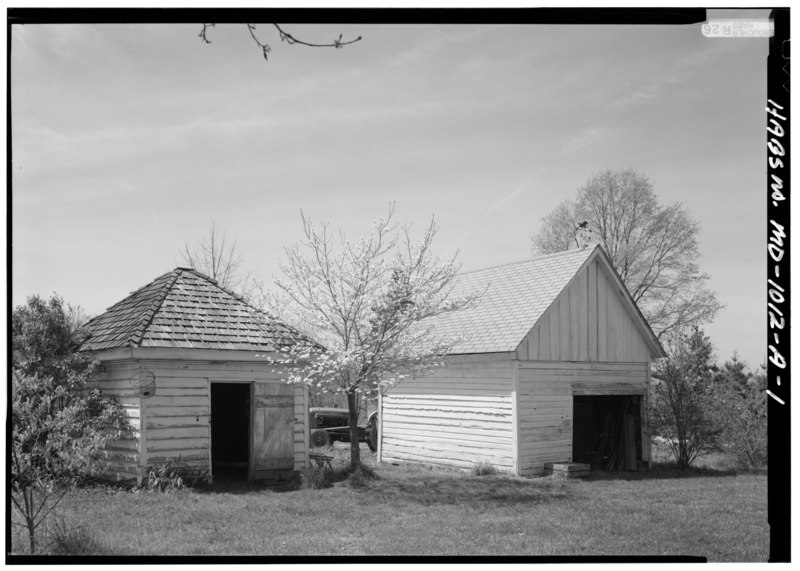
[
  {"xmin": 346, "ymin": 390, "xmax": 362, "ymax": 472},
  {"xmin": 26, "ymin": 514, "xmax": 36, "ymax": 554}
]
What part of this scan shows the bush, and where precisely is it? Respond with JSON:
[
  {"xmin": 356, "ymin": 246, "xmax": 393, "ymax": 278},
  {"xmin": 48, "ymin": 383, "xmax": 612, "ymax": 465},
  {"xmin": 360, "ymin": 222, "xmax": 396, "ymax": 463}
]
[
  {"xmin": 711, "ymin": 359, "xmax": 768, "ymax": 472},
  {"xmin": 471, "ymin": 461, "xmax": 498, "ymax": 476},
  {"xmin": 11, "ymin": 295, "xmax": 130, "ymax": 554}
]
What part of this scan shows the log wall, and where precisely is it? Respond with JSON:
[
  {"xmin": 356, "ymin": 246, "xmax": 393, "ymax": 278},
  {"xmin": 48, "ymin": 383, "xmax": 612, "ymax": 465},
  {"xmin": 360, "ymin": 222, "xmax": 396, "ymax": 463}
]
[
  {"xmin": 93, "ymin": 358, "xmax": 308, "ymax": 480},
  {"xmin": 91, "ymin": 364, "xmax": 143, "ymax": 481}
]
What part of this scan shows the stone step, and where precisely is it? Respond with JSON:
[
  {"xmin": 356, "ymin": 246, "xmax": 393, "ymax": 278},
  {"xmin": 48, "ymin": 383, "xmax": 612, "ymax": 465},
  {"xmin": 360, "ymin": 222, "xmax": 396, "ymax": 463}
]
[{"xmin": 543, "ymin": 462, "xmax": 591, "ymax": 478}]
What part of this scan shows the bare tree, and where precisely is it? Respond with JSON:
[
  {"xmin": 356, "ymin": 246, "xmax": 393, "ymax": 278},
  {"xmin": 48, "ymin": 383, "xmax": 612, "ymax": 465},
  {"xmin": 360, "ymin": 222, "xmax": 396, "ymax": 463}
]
[
  {"xmin": 269, "ymin": 204, "xmax": 479, "ymax": 471},
  {"xmin": 532, "ymin": 168, "xmax": 722, "ymax": 339},
  {"xmin": 179, "ymin": 222, "xmax": 260, "ymax": 298},
  {"xmin": 199, "ymin": 23, "xmax": 362, "ymax": 62}
]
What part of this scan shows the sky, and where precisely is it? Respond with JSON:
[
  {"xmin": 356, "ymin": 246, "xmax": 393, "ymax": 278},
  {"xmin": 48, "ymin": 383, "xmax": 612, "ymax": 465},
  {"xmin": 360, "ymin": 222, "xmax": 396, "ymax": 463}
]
[{"xmin": 11, "ymin": 11, "xmax": 773, "ymax": 368}]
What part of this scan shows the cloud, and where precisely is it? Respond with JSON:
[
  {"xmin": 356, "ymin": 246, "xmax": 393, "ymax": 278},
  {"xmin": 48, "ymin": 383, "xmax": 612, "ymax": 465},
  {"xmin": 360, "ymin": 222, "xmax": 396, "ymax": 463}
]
[
  {"xmin": 559, "ymin": 127, "xmax": 610, "ymax": 155},
  {"xmin": 608, "ymin": 88, "xmax": 658, "ymax": 110}
]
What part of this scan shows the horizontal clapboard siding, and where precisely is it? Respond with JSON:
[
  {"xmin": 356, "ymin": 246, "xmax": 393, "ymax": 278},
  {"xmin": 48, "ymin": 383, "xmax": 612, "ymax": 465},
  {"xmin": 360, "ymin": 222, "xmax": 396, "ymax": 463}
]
[
  {"xmin": 381, "ymin": 360, "xmax": 515, "ymax": 471},
  {"xmin": 92, "ymin": 357, "xmax": 309, "ymax": 477},
  {"xmin": 516, "ymin": 360, "xmax": 648, "ymax": 476},
  {"xmin": 517, "ymin": 259, "xmax": 653, "ymax": 363}
]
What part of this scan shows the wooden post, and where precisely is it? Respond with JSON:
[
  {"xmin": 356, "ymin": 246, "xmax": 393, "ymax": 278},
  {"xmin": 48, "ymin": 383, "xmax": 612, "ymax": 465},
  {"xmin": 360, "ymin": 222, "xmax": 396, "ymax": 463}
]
[
  {"xmin": 139, "ymin": 392, "xmax": 148, "ymax": 483},
  {"xmin": 303, "ymin": 386, "xmax": 311, "ymax": 469},
  {"xmin": 377, "ymin": 391, "xmax": 383, "ymax": 463},
  {"xmin": 511, "ymin": 360, "xmax": 520, "ymax": 475},
  {"xmin": 641, "ymin": 364, "xmax": 651, "ymax": 466}
]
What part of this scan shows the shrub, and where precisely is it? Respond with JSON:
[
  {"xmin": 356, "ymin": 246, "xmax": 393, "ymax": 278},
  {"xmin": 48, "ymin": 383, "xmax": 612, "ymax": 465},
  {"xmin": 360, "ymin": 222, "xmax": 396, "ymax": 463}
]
[
  {"xmin": 648, "ymin": 327, "xmax": 719, "ymax": 469},
  {"xmin": 710, "ymin": 358, "xmax": 768, "ymax": 471},
  {"xmin": 471, "ymin": 461, "xmax": 498, "ymax": 476},
  {"xmin": 11, "ymin": 295, "xmax": 129, "ymax": 554}
]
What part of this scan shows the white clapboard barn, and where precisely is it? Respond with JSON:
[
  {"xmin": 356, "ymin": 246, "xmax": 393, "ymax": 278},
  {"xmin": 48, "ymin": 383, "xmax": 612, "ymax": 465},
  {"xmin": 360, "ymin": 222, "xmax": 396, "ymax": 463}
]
[
  {"xmin": 79, "ymin": 267, "xmax": 311, "ymax": 483},
  {"xmin": 378, "ymin": 245, "xmax": 666, "ymax": 476}
]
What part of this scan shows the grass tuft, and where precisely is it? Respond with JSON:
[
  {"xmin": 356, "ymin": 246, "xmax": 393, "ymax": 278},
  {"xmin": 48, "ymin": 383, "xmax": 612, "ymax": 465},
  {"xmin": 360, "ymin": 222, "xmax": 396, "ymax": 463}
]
[
  {"xmin": 45, "ymin": 517, "xmax": 108, "ymax": 556},
  {"xmin": 471, "ymin": 461, "xmax": 499, "ymax": 476}
]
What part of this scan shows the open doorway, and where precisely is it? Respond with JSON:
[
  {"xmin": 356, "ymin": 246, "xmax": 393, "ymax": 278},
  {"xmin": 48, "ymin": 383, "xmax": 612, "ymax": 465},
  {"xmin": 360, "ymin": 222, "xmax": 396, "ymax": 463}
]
[
  {"xmin": 573, "ymin": 395, "xmax": 642, "ymax": 471},
  {"xmin": 210, "ymin": 382, "xmax": 251, "ymax": 481}
]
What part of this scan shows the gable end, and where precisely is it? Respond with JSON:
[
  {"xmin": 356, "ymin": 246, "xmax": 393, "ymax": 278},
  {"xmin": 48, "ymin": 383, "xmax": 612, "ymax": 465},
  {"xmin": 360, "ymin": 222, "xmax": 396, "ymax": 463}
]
[{"xmin": 516, "ymin": 248, "xmax": 665, "ymax": 362}]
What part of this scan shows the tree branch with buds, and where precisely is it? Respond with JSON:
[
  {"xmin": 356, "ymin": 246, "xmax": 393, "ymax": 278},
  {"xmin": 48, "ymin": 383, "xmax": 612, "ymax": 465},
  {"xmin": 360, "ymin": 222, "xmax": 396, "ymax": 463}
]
[{"xmin": 199, "ymin": 23, "xmax": 362, "ymax": 62}]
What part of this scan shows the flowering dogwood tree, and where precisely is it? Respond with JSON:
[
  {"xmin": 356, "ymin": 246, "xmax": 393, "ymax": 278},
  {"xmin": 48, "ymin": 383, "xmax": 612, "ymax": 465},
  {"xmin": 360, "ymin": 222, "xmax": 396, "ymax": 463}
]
[{"xmin": 270, "ymin": 205, "xmax": 479, "ymax": 471}]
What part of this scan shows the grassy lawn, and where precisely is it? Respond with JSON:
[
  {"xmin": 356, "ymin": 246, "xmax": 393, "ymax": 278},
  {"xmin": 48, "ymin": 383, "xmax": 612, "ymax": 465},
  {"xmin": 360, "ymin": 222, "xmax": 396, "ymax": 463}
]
[{"xmin": 11, "ymin": 443, "xmax": 768, "ymax": 560}]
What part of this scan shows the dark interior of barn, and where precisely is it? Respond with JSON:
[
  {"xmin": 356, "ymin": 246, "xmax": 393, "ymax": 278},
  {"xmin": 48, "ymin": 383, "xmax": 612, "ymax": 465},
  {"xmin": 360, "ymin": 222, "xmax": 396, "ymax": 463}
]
[
  {"xmin": 572, "ymin": 395, "xmax": 642, "ymax": 471},
  {"xmin": 210, "ymin": 382, "xmax": 251, "ymax": 481}
]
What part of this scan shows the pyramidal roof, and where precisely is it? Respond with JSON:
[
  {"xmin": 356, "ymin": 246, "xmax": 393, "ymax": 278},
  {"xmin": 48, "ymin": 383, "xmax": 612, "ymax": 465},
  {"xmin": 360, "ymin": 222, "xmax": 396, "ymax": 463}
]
[
  {"xmin": 433, "ymin": 246, "xmax": 598, "ymax": 354},
  {"xmin": 79, "ymin": 267, "xmax": 308, "ymax": 352}
]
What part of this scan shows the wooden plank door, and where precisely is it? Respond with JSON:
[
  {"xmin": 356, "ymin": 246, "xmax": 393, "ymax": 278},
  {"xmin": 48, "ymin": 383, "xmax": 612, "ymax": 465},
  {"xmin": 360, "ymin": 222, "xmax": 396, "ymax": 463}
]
[{"xmin": 251, "ymin": 382, "xmax": 295, "ymax": 481}]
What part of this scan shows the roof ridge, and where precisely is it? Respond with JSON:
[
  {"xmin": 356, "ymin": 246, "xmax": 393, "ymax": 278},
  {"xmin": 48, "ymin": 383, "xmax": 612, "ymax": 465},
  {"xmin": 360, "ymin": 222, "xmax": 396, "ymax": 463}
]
[
  {"xmin": 175, "ymin": 267, "xmax": 264, "ymax": 314},
  {"xmin": 171, "ymin": 268, "xmax": 305, "ymax": 343},
  {"xmin": 128, "ymin": 270, "xmax": 182, "ymax": 347},
  {"xmin": 460, "ymin": 245, "xmax": 595, "ymax": 276},
  {"xmin": 178, "ymin": 266, "xmax": 219, "ymax": 285}
]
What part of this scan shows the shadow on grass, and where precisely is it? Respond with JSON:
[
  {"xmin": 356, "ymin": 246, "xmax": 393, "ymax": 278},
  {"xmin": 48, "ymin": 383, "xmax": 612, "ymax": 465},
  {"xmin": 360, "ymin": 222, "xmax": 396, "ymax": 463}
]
[
  {"xmin": 587, "ymin": 463, "xmax": 739, "ymax": 482},
  {"xmin": 363, "ymin": 472, "xmax": 569, "ymax": 507}
]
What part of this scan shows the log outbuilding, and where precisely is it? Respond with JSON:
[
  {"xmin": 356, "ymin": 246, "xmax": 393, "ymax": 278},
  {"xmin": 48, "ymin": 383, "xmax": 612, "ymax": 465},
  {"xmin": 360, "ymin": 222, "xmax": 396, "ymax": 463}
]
[
  {"xmin": 378, "ymin": 245, "xmax": 666, "ymax": 476},
  {"xmin": 79, "ymin": 267, "xmax": 312, "ymax": 483}
]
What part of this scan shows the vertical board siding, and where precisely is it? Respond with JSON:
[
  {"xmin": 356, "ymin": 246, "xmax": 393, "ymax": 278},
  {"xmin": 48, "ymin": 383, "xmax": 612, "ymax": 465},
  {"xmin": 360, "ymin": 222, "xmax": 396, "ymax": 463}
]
[
  {"xmin": 93, "ymin": 358, "xmax": 309, "ymax": 479},
  {"xmin": 381, "ymin": 360, "xmax": 515, "ymax": 471},
  {"xmin": 517, "ymin": 259, "xmax": 653, "ymax": 363},
  {"xmin": 588, "ymin": 261, "xmax": 598, "ymax": 361},
  {"xmin": 517, "ymin": 361, "xmax": 648, "ymax": 476},
  {"xmin": 558, "ymin": 297, "xmax": 570, "ymax": 360},
  {"xmin": 598, "ymin": 273, "xmax": 608, "ymax": 361}
]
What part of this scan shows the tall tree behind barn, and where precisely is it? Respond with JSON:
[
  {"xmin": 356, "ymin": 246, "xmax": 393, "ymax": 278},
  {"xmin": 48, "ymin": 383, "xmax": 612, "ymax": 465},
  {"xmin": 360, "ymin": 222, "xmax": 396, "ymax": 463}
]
[{"xmin": 531, "ymin": 168, "xmax": 721, "ymax": 339}]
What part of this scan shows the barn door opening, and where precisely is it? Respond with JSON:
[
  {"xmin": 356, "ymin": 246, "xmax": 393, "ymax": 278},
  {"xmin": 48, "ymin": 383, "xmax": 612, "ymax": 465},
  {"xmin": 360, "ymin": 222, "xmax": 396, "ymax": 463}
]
[
  {"xmin": 210, "ymin": 382, "xmax": 251, "ymax": 481},
  {"xmin": 251, "ymin": 383, "xmax": 295, "ymax": 483},
  {"xmin": 572, "ymin": 395, "xmax": 642, "ymax": 471}
]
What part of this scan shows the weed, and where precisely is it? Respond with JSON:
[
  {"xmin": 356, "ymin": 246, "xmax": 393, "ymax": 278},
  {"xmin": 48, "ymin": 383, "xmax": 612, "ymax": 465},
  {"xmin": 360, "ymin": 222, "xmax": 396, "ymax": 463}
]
[
  {"xmin": 139, "ymin": 460, "xmax": 209, "ymax": 492},
  {"xmin": 298, "ymin": 469, "xmax": 329, "ymax": 490},
  {"xmin": 471, "ymin": 461, "xmax": 498, "ymax": 476}
]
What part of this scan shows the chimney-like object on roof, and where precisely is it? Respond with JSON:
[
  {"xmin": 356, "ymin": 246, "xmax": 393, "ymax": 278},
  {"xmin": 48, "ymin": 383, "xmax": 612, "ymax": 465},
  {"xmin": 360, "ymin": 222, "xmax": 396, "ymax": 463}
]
[{"xmin": 575, "ymin": 221, "xmax": 598, "ymax": 249}]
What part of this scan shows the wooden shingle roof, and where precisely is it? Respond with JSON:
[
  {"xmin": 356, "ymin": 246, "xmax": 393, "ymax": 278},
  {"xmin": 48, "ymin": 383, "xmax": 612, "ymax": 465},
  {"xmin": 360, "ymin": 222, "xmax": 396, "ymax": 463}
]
[
  {"xmin": 79, "ymin": 268, "xmax": 308, "ymax": 352},
  {"xmin": 433, "ymin": 246, "xmax": 598, "ymax": 354}
]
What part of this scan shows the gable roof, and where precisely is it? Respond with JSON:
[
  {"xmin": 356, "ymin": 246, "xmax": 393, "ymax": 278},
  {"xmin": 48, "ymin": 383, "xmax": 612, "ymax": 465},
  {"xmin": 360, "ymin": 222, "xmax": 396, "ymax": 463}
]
[
  {"xmin": 79, "ymin": 268, "xmax": 309, "ymax": 353},
  {"xmin": 434, "ymin": 245, "xmax": 664, "ymax": 357}
]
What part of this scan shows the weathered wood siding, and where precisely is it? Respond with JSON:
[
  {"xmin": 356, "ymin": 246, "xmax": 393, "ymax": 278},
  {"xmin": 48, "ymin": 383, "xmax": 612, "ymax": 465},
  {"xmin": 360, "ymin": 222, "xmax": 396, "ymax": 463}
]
[
  {"xmin": 380, "ymin": 357, "xmax": 515, "ymax": 471},
  {"xmin": 516, "ymin": 361, "xmax": 649, "ymax": 476},
  {"xmin": 517, "ymin": 258, "xmax": 652, "ymax": 363},
  {"xmin": 91, "ymin": 363, "xmax": 143, "ymax": 481},
  {"xmin": 92, "ymin": 358, "xmax": 308, "ymax": 479}
]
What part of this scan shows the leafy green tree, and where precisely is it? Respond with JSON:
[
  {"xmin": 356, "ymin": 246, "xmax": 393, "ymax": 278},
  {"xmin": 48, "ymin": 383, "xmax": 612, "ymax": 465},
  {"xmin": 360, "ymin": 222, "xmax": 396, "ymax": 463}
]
[
  {"xmin": 711, "ymin": 356, "xmax": 767, "ymax": 470},
  {"xmin": 11, "ymin": 295, "xmax": 128, "ymax": 554},
  {"xmin": 532, "ymin": 168, "xmax": 722, "ymax": 339},
  {"xmin": 649, "ymin": 327, "xmax": 719, "ymax": 469}
]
